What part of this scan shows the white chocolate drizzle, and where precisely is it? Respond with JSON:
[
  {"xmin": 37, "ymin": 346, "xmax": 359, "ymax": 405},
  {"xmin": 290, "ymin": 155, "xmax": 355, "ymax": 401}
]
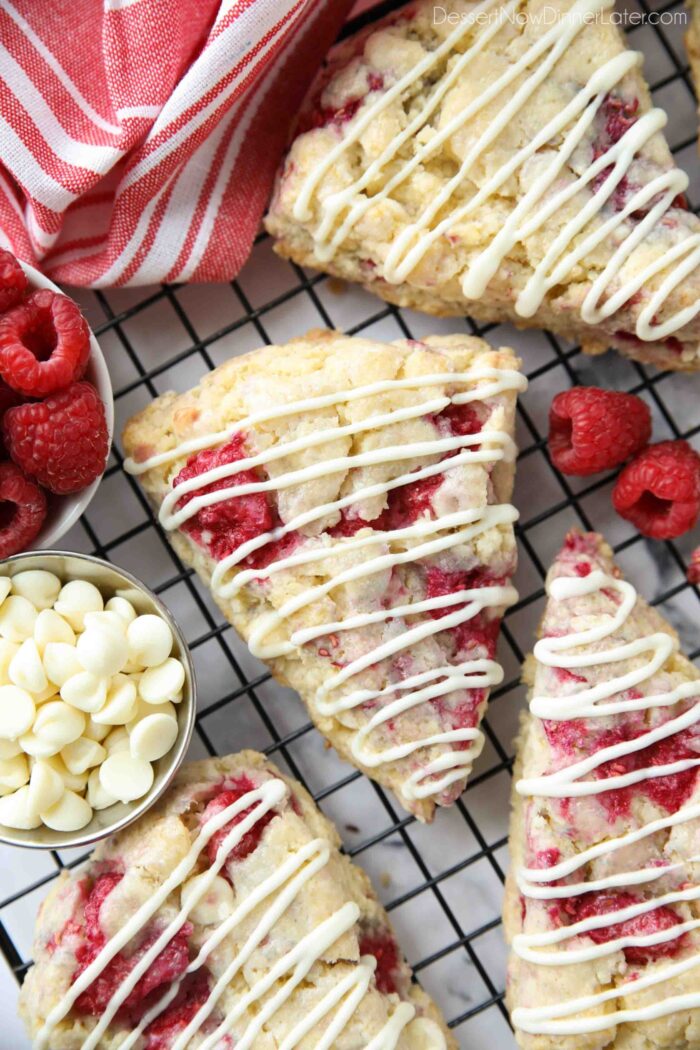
[
  {"xmin": 293, "ymin": 0, "xmax": 700, "ymax": 347},
  {"xmin": 512, "ymin": 569, "xmax": 700, "ymax": 1037},
  {"xmin": 35, "ymin": 777, "xmax": 433, "ymax": 1049},
  {"xmin": 126, "ymin": 366, "xmax": 524, "ymax": 801}
]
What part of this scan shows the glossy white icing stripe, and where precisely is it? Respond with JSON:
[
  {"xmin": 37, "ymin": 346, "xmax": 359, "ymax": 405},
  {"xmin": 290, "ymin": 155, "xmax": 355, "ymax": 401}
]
[
  {"xmin": 296, "ymin": 0, "xmax": 700, "ymax": 344},
  {"xmin": 127, "ymin": 365, "xmax": 523, "ymax": 801},
  {"xmin": 36, "ymin": 779, "xmax": 420, "ymax": 1050},
  {"xmin": 512, "ymin": 566, "xmax": 700, "ymax": 1037}
]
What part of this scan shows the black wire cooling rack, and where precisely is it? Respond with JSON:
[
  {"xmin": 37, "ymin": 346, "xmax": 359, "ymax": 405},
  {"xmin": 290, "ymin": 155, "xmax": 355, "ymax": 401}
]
[{"xmin": 1, "ymin": 1, "xmax": 700, "ymax": 1046}]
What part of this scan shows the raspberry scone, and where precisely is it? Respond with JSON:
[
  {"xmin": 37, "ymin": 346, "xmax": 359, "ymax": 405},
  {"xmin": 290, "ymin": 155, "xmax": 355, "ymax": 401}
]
[
  {"xmin": 505, "ymin": 531, "xmax": 700, "ymax": 1048},
  {"xmin": 265, "ymin": 0, "xmax": 700, "ymax": 372},
  {"xmin": 687, "ymin": 1, "xmax": 700, "ymax": 138},
  {"xmin": 19, "ymin": 751, "xmax": 455, "ymax": 1049},
  {"xmin": 123, "ymin": 330, "xmax": 524, "ymax": 821}
]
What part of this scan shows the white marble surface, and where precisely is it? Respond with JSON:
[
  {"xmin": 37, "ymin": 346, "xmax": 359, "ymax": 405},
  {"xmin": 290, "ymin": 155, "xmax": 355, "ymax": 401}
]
[{"xmin": 2, "ymin": 2, "xmax": 700, "ymax": 1046}]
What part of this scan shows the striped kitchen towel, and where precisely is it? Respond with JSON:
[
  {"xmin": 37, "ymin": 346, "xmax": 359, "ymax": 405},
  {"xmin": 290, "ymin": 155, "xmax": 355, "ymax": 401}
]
[{"xmin": 0, "ymin": 0, "xmax": 354, "ymax": 287}]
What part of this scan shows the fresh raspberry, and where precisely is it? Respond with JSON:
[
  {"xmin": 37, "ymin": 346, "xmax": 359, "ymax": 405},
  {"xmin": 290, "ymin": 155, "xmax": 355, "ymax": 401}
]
[
  {"xmin": 613, "ymin": 440, "xmax": 700, "ymax": 539},
  {"xmin": 0, "ymin": 381, "xmax": 23, "ymax": 457},
  {"xmin": 0, "ymin": 288, "xmax": 90, "ymax": 396},
  {"xmin": 688, "ymin": 548, "xmax": 700, "ymax": 586},
  {"xmin": 4, "ymin": 381, "xmax": 109, "ymax": 495},
  {"xmin": 0, "ymin": 462, "xmax": 46, "ymax": 557},
  {"xmin": 0, "ymin": 251, "xmax": 28, "ymax": 314},
  {"xmin": 549, "ymin": 387, "xmax": 651, "ymax": 476}
]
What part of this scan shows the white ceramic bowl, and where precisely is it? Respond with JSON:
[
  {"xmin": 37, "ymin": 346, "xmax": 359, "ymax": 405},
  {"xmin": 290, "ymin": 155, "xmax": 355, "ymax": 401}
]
[
  {"xmin": 0, "ymin": 551, "xmax": 196, "ymax": 851},
  {"xmin": 14, "ymin": 263, "xmax": 115, "ymax": 549}
]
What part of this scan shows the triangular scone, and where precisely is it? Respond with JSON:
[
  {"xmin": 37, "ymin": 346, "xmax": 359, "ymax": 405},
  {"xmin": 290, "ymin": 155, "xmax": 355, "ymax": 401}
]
[
  {"xmin": 265, "ymin": 0, "xmax": 700, "ymax": 372},
  {"xmin": 504, "ymin": 531, "xmax": 700, "ymax": 1049},
  {"xmin": 19, "ymin": 751, "xmax": 455, "ymax": 1049},
  {"xmin": 123, "ymin": 330, "xmax": 524, "ymax": 821}
]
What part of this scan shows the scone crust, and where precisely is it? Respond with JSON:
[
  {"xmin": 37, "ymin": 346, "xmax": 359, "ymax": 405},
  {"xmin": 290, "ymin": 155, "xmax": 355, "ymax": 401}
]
[
  {"xmin": 19, "ymin": 750, "xmax": 456, "ymax": 1050},
  {"xmin": 123, "ymin": 328, "xmax": 521, "ymax": 821}
]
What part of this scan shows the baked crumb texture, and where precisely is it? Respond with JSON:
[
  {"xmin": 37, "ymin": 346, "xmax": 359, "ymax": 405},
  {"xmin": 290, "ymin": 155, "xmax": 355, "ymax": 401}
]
[
  {"xmin": 122, "ymin": 330, "xmax": 524, "ymax": 821},
  {"xmin": 19, "ymin": 751, "xmax": 456, "ymax": 1050},
  {"xmin": 505, "ymin": 530, "xmax": 700, "ymax": 1049},
  {"xmin": 266, "ymin": 0, "xmax": 700, "ymax": 372}
]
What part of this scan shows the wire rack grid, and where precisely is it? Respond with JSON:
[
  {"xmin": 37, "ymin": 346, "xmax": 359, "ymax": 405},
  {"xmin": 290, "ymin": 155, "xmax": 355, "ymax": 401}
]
[{"xmin": 1, "ymin": 1, "xmax": 700, "ymax": 1047}]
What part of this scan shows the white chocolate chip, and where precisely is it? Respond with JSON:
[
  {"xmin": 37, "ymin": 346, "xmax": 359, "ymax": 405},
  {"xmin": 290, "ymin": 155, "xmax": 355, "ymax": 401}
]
[
  {"xmin": 105, "ymin": 596, "xmax": 137, "ymax": 625},
  {"xmin": 180, "ymin": 873, "xmax": 234, "ymax": 925},
  {"xmin": 54, "ymin": 580, "xmax": 103, "ymax": 631},
  {"xmin": 27, "ymin": 760, "xmax": 65, "ymax": 813},
  {"xmin": 32, "ymin": 681, "xmax": 59, "ymax": 705},
  {"xmin": 87, "ymin": 767, "xmax": 118, "ymax": 810},
  {"xmin": 0, "ymin": 738, "xmax": 21, "ymax": 759},
  {"xmin": 0, "ymin": 785, "xmax": 41, "ymax": 829},
  {"xmin": 19, "ymin": 731, "xmax": 59, "ymax": 759},
  {"xmin": 34, "ymin": 609, "xmax": 75, "ymax": 651},
  {"xmin": 41, "ymin": 789, "xmax": 92, "ymax": 832},
  {"xmin": 127, "ymin": 698, "xmax": 176, "ymax": 731},
  {"xmin": 138, "ymin": 658, "xmax": 185, "ymax": 705},
  {"xmin": 127, "ymin": 615, "xmax": 174, "ymax": 668},
  {"xmin": 83, "ymin": 610, "xmax": 127, "ymax": 635},
  {"xmin": 77, "ymin": 625, "xmax": 128, "ymax": 678},
  {"xmin": 11, "ymin": 570, "xmax": 61, "ymax": 611},
  {"xmin": 60, "ymin": 672, "xmax": 108, "ymax": 714},
  {"xmin": 38, "ymin": 753, "xmax": 89, "ymax": 792},
  {"xmin": 84, "ymin": 717, "xmax": 110, "ymax": 742},
  {"xmin": 129, "ymin": 713, "xmax": 178, "ymax": 762},
  {"xmin": 61, "ymin": 737, "xmax": 106, "ymax": 776},
  {"xmin": 0, "ymin": 754, "xmax": 29, "ymax": 791},
  {"xmin": 0, "ymin": 578, "xmax": 11, "ymax": 607},
  {"xmin": 9, "ymin": 638, "xmax": 48, "ymax": 695},
  {"xmin": 0, "ymin": 595, "xmax": 37, "ymax": 642},
  {"xmin": 103, "ymin": 726, "xmax": 130, "ymax": 755},
  {"xmin": 99, "ymin": 752, "xmax": 153, "ymax": 803},
  {"xmin": 0, "ymin": 639, "xmax": 18, "ymax": 684},
  {"xmin": 92, "ymin": 675, "xmax": 137, "ymax": 725},
  {"xmin": 43, "ymin": 642, "xmax": 83, "ymax": 688},
  {"xmin": 33, "ymin": 701, "xmax": 85, "ymax": 750},
  {"xmin": 0, "ymin": 685, "xmax": 35, "ymax": 739}
]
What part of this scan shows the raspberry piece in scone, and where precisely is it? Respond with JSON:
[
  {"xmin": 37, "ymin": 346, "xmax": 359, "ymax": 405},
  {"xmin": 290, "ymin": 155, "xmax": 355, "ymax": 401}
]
[{"xmin": 0, "ymin": 289, "xmax": 90, "ymax": 397}]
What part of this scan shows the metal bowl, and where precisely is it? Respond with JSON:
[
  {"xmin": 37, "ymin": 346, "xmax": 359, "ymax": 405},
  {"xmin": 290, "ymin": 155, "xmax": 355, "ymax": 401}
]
[{"xmin": 0, "ymin": 551, "xmax": 196, "ymax": 850}]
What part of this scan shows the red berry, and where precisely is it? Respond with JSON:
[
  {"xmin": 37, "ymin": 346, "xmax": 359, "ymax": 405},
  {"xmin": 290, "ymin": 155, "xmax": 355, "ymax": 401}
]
[
  {"xmin": 0, "ymin": 288, "xmax": 90, "ymax": 397},
  {"xmin": 612, "ymin": 440, "xmax": 700, "ymax": 539},
  {"xmin": 4, "ymin": 381, "xmax": 109, "ymax": 495},
  {"xmin": 689, "ymin": 548, "xmax": 700, "ymax": 586},
  {"xmin": 0, "ymin": 462, "xmax": 46, "ymax": 557},
  {"xmin": 0, "ymin": 382, "xmax": 23, "ymax": 457},
  {"xmin": 549, "ymin": 387, "xmax": 651, "ymax": 476},
  {"xmin": 0, "ymin": 251, "xmax": 28, "ymax": 314}
]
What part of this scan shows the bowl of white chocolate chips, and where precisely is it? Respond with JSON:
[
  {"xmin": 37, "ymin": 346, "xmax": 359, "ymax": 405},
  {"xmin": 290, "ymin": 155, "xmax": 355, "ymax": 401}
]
[{"xmin": 0, "ymin": 551, "xmax": 195, "ymax": 848}]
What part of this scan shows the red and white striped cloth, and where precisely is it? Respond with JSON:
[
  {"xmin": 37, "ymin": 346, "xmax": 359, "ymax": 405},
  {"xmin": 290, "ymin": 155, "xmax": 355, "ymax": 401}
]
[{"xmin": 0, "ymin": 0, "xmax": 355, "ymax": 287}]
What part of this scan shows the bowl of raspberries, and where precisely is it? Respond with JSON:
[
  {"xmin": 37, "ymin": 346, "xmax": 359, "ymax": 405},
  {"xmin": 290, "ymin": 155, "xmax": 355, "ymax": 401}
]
[{"xmin": 0, "ymin": 252, "xmax": 113, "ymax": 557}]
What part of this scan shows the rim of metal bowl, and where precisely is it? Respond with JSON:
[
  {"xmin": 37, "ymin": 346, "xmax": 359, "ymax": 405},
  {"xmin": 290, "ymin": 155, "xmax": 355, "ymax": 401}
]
[{"xmin": 0, "ymin": 550, "xmax": 196, "ymax": 850}]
